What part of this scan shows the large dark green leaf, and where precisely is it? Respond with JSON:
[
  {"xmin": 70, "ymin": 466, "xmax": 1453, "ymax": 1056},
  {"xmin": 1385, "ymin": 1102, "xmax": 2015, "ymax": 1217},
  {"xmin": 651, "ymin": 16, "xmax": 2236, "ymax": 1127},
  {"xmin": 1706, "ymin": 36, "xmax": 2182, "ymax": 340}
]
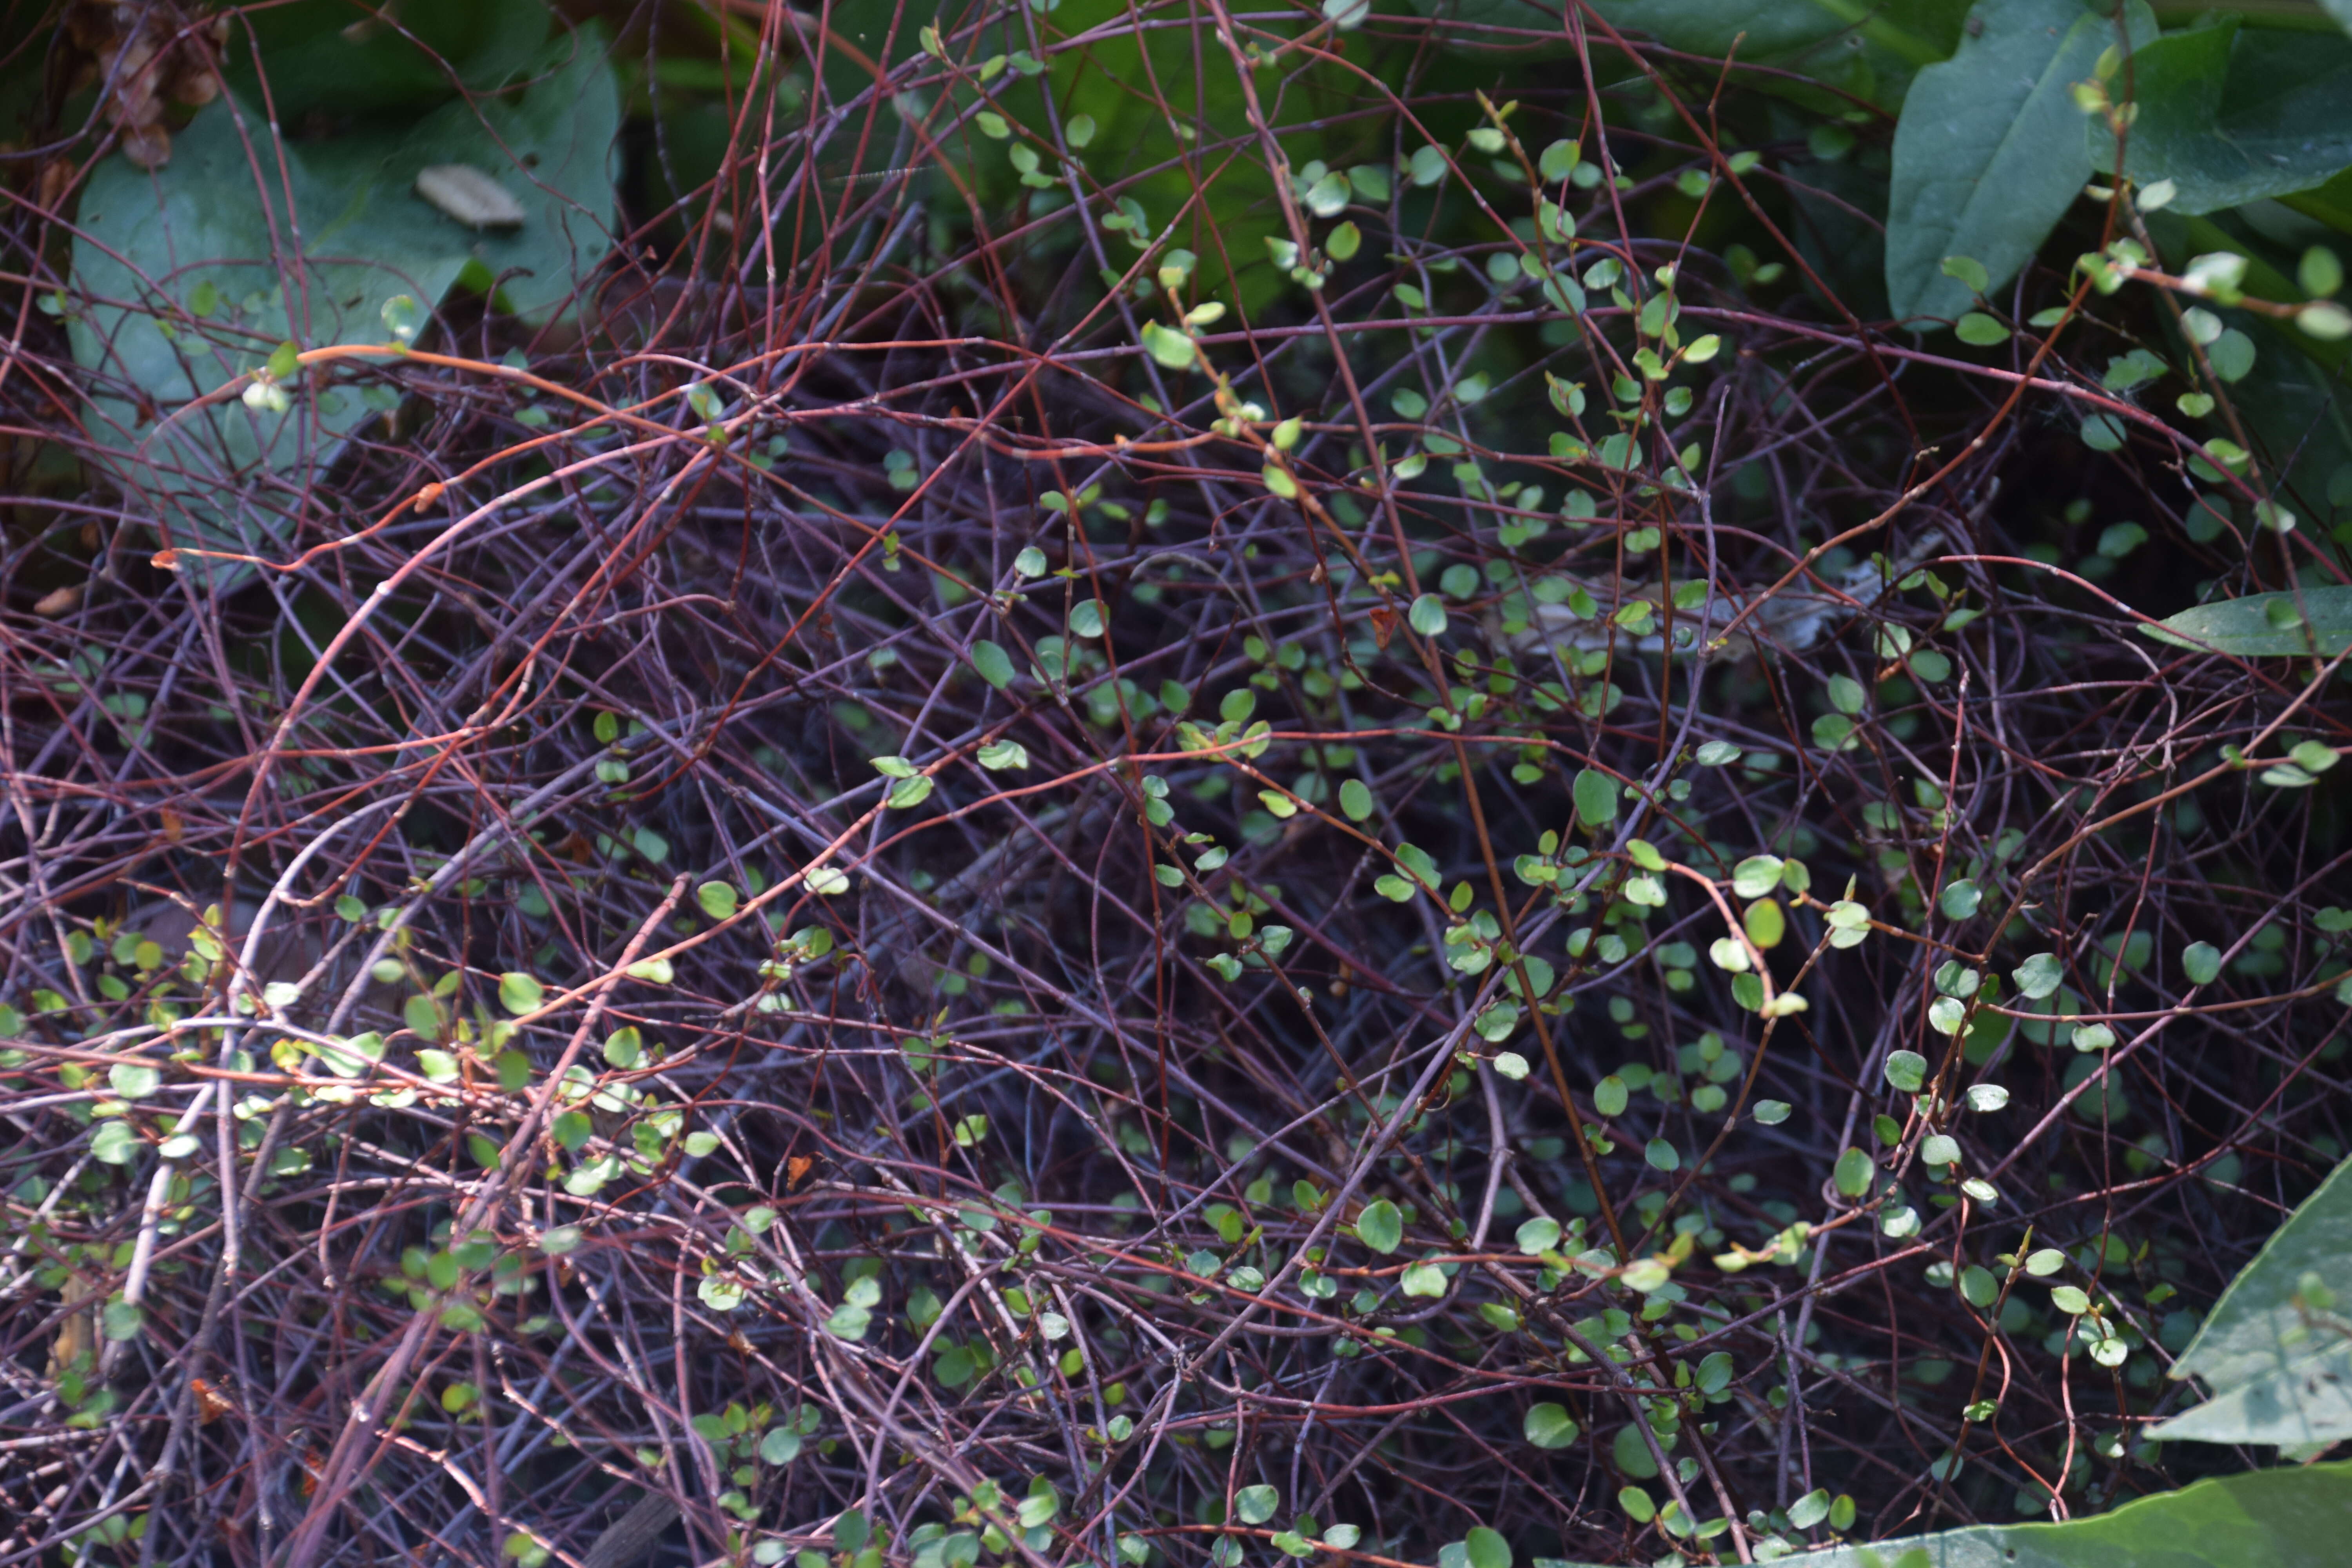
[
  {"xmin": 1780, "ymin": 1462, "xmax": 2352, "ymax": 1566},
  {"xmin": 1601, "ymin": 0, "xmax": 1857, "ymax": 55},
  {"xmin": 2107, "ymin": 24, "xmax": 2352, "ymax": 214},
  {"xmin": 1403, "ymin": 0, "xmax": 1966, "ymax": 85},
  {"xmin": 296, "ymin": 34, "xmax": 619, "ymax": 323},
  {"xmin": 2152, "ymin": 1156, "xmax": 2352, "ymax": 1446},
  {"xmin": 1408, "ymin": 0, "xmax": 1799, "ymax": 54},
  {"xmin": 1404, "ymin": 0, "xmax": 1862, "ymax": 57},
  {"xmin": 69, "ymin": 30, "xmax": 617, "ymax": 581},
  {"xmin": 1885, "ymin": 0, "xmax": 2154, "ymax": 322},
  {"xmin": 222, "ymin": 0, "xmax": 554, "ymax": 120},
  {"xmin": 2140, "ymin": 586, "xmax": 2352, "ymax": 657},
  {"xmin": 1785, "ymin": 127, "xmax": 1894, "ymax": 317},
  {"xmin": 1518, "ymin": 1463, "xmax": 2352, "ymax": 1566}
]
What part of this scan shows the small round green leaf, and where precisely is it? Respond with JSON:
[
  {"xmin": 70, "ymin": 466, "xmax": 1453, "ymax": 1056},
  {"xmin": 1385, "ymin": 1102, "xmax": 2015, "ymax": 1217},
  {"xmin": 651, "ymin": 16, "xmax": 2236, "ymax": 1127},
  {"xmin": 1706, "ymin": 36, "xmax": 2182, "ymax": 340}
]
[
  {"xmin": 1941, "ymin": 255, "xmax": 1991, "ymax": 294},
  {"xmin": 1515, "ymin": 1217, "xmax": 1561, "ymax": 1254},
  {"xmin": 1524, "ymin": 1402, "xmax": 1579, "ymax": 1448},
  {"xmin": 2207, "ymin": 328, "xmax": 2255, "ymax": 382},
  {"xmin": 2012, "ymin": 952, "xmax": 2063, "ymax": 1000},
  {"xmin": 1964, "ymin": 1083, "xmax": 2009, "ymax": 1113},
  {"xmin": 1140, "ymin": 321, "xmax": 1196, "ymax": 370},
  {"xmin": 101, "ymin": 1299, "xmax": 144, "ymax": 1341},
  {"xmin": 109, "ymin": 1061, "xmax": 160, "ymax": 1100},
  {"xmin": 498, "ymin": 972, "xmax": 544, "ymax": 1015},
  {"xmin": 971, "ymin": 640, "xmax": 1015, "ymax": 689},
  {"xmin": 1572, "ymin": 769, "xmax": 1618, "ymax": 828},
  {"xmin": 1593, "ymin": 1075, "xmax": 1628, "ymax": 1117},
  {"xmin": 1730, "ymin": 855, "xmax": 1784, "ymax": 899},
  {"xmin": 1955, "ymin": 312, "xmax": 2010, "ymax": 345},
  {"xmin": 1354, "ymin": 1199, "xmax": 1403, "ymax": 1254},
  {"xmin": 2080, "ymin": 413, "xmax": 2126, "ymax": 451}
]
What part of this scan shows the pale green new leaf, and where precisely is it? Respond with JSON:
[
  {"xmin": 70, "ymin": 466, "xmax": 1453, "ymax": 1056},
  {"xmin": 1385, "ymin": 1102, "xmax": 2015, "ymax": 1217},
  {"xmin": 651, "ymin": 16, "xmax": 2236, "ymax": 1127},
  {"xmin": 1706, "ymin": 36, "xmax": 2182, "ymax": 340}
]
[
  {"xmin": 1524, "ymin": 1402, "xmax": 1579, "ymax": 1448},
  {"xmin": 1354, "ymin": 1198, "xmax": 1403, "ymax": 1254},
  {"xmin": 498, "ymin": 972, "xmax": 544, "ymax": 1014},
  {"xmin": 2140, "ymin": 588, "xmax": 2352, "ymax": 658},
  {"xmin": 109, "ymin": 1061, "xmax": 160, "ymax": 1100}
]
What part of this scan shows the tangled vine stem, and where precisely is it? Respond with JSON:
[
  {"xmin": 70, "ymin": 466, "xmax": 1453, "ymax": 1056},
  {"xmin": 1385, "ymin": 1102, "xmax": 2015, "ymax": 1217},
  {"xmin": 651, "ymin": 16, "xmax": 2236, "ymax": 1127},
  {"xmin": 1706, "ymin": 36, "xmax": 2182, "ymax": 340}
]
[{"xmin": 4, "ymin": 3, "xmax": 2350, "ymax": 1568}]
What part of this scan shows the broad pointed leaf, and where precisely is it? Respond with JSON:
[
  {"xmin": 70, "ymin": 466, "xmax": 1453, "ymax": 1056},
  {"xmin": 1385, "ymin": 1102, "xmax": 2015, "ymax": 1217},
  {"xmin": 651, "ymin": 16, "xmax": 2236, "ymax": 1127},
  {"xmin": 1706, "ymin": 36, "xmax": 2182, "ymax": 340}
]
[
  {"xmin": 1737, "ymin": 1462, "xmax": 2352, "ymax": 1567},
  {"xmin": 224, "ymin": 0, "xmax": 555, "ymax": 121},
  {"xmin": 2105, "ymin": 24, "xmax": 2352, "ymax": 214},
  {"xmin": 69, "ymin": 29, "xmax": 617, "ymax": 583},
  {"xmin": 2152, "ymin": 1155, "xmax": 2352, "ymax": 1446},
  {"xmin": 2140, "ymin": 587, "xmax": 2352, "ymax": 658},
  {"xmin": 1405, "ymin": 0, "xmax": 1967, "ymax": 91},
  {"xmin": 1886, "ymin": 0, "xmax": 2154, "ymax": 321}
]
